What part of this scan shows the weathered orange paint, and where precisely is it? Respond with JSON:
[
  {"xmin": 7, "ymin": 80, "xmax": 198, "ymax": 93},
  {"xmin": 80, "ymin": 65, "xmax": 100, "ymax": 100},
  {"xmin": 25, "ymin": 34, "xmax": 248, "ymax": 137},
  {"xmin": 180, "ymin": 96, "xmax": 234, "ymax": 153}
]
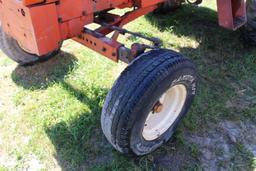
[
  {"xmin": 217, "ymin": 0, "xmax": 246, "ymax": 30},
  {"xmin": 1, "ymin": 1, "xmax": 38, "ymax": 54},
  {"xmin": 73, "ymin": 30, "xmax": 122, "ymax": 62},
  {"xmin": 136, "ymin": 0, "xmax": 165, "ymax": 8},
  {"xmin": 23, "ymin": 0, "xmax": 44, "ymax": 6},
  {"xmin": 0, "ymin": 0, "xmax": 247, "ymax": 61},
  {"xmin": 0, "ymin": 1, "xmax": 61, "ymax": 55},
  {"xmin": 1, "ymin": 0, "xmax": 137, "ymax": 56},
  {"xmin": 23, "ymin": 0, "xmax": 58, "ymax": 6}
]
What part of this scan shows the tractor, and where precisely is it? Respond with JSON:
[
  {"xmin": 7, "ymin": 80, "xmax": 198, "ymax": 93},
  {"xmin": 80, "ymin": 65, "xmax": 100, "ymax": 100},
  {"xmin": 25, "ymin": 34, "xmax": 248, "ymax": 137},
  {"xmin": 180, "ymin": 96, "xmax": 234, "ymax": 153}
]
[{"xmin": 0, "ymin": 0, "xmax": 254, "ymax": 155}]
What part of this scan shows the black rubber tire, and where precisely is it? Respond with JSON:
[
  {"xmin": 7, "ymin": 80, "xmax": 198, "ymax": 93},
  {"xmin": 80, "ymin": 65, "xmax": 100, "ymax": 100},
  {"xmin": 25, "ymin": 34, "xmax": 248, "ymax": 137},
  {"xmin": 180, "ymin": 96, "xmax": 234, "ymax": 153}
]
[
  {"xmin": 241, "ymin": 0, "xmax": 256, "ymax": 46},
  {"xmin": 154, "ymin": 0, "xmax": 183, "ymax": 14},
  {"xmin": 101, "ymin": 49, "xmax": 197, "ymax": 155},
  {"xmin": 0, "ymin": 26, "xmax": 61, "ymax": 66}
]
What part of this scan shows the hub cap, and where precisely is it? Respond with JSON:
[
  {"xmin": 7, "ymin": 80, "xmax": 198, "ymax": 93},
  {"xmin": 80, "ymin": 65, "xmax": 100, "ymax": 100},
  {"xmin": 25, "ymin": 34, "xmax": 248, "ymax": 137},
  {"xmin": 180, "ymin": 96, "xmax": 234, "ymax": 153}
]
[{"xmin": 142, "ymin": 84, "xmax": 187, "ymax": 141}]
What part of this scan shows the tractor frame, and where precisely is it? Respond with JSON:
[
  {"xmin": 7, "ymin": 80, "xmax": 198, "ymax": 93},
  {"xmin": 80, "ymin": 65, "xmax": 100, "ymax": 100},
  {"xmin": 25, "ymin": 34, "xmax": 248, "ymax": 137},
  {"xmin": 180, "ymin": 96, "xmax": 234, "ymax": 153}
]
[{"xmin": 0, "ymin": 0, "xmax": 247, "ymax": 63}]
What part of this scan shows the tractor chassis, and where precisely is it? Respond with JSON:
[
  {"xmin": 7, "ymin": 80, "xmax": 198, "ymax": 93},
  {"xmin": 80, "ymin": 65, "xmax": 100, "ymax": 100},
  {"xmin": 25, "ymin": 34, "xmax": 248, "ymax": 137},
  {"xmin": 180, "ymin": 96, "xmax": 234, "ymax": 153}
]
[
  {"xmin": 0, "ymin": 0, "xmax": 247, "ymax": 64},
  {"xmin": 73, "ymin": 6, "xmax": 162, "ymax": 64}
]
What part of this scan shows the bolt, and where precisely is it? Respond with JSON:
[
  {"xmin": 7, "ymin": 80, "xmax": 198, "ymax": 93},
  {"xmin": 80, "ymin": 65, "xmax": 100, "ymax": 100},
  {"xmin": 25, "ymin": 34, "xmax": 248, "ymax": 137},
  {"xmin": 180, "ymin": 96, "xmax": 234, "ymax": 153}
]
[
  {"xmin": 82, "ymin": 11, "xmax": 87, "ymax": 16},
  {"xmin": 152, "ymin": 101, "xmax": 163, "ymax": 113},
  {"xmin": 58, "ymin": 17, "xmax": 63, "ymax": 23},
  {"xmin": 102, "ymin": 47, "xmax": 107, "ymax": 52},
  {"xmin": 21, "ymin": 9, "xmax": 25, "ymax": 16}
]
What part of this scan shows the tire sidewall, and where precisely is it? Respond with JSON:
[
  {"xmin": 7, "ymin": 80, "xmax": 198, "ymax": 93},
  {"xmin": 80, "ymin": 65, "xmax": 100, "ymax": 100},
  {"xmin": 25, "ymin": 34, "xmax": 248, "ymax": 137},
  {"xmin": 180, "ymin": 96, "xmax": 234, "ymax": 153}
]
[{"xmin": 130, "ymin": 67, "xmax": 197, "ymax": 155}]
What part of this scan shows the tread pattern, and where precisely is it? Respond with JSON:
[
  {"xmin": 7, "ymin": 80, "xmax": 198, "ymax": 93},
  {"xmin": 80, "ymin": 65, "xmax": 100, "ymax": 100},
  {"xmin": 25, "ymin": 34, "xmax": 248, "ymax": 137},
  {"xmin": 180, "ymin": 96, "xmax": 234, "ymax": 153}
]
[{"xmin": 101, "ymin": 49, "xmax": 196, "ymax": 155}]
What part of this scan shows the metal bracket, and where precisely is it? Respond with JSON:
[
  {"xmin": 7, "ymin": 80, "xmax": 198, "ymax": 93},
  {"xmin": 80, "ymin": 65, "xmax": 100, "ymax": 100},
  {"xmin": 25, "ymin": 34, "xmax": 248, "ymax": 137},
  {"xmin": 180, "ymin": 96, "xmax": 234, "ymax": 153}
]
[
  {"xmin": 99, "ymin": 22, "xmax": 163, "ymax": 48},
  {"xmin": 217, "ymin": 0, "xmax": 247, "ymax": 30}
]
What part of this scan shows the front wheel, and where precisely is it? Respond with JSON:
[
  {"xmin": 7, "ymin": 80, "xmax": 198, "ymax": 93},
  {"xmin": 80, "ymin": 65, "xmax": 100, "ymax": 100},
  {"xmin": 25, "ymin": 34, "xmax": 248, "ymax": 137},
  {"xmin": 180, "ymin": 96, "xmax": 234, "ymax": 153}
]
[{"xmin": 101, "ymin": 49, "xmax": 197, "ymax": 155}]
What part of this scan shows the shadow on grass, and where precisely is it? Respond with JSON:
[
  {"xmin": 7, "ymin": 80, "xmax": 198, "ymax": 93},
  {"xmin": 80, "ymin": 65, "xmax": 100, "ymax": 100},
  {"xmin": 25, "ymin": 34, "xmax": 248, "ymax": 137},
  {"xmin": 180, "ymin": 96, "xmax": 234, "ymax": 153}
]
[
  {"xmin": 45, "ymin": 82, "xmax": 162, "ymax": 170},
  {"xmin": 11, "ymin": 51, "xmax": 78, "ymax": 90},
  {"xmin": 147, "ymin": 5, "xmax": 256, "ymax": 170},
  {"xmin": 45, "ymin": 82, "xmax": 114, "ymax": 170},
  {"xmin": 8, "ymin": 5, "xmax": 256, "ymax": 171},
  {"xmin": 8, "ymin": 48, "xmax": 142, "ymax": 170},
  {"xmin": 146, "ymin": 5, "xmax": 256, "ymax": 122}
]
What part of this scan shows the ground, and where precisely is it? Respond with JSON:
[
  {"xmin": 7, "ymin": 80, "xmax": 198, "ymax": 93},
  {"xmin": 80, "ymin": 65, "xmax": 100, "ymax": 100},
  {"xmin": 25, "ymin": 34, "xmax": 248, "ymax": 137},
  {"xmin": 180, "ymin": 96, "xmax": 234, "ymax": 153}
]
[{"xmin": 0, "ymin": 1, "xmax": 256, "ymax": 171}]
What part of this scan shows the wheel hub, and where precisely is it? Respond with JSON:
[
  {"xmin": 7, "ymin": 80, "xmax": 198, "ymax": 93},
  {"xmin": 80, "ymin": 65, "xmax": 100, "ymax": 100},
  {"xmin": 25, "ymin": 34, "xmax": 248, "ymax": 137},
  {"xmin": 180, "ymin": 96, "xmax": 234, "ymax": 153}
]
[
  {"xmin": 152, "ymin": 101, "xmax": 164, "ymax": 113},
  {"xmin": 142, "ymin": 84, "xmax": 187, "ymax": 141}
]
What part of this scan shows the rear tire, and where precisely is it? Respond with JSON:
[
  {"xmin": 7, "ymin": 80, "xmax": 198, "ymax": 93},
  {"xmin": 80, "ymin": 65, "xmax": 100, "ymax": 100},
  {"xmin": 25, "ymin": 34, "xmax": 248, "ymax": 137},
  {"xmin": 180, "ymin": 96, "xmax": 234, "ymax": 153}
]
[
  {"xmin": 0, "ymin": 26, "xmax": 61, "ymax": 66},
  {"xmin": 101, "ymin": 49, "xmax": 197, "ymax": 155},
  {"xmin": 154, "ymin": 0, "xmax": 183, "ymax": 14},
  {"xmin": 241, "ymin": 0, "xmax": 256, "ymax": 46}
]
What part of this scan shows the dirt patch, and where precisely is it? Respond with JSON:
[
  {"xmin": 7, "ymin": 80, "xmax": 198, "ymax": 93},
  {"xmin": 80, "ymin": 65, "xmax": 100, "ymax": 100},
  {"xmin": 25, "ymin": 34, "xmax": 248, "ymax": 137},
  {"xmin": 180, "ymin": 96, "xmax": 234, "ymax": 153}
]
[
  {"xmin": 185, "ymin": 120, "xmax": 256, "ymax": 170},
  {"xmin": 225, "ymin": 81, "xmax": 256, "ymax": 110},
  {"xmin": 153, "ymin": 148, "xmax": 198, "ymax": 171},
  {"xmin": 81, "ymin": 129, "xmax": 114, "ymax": 170}
]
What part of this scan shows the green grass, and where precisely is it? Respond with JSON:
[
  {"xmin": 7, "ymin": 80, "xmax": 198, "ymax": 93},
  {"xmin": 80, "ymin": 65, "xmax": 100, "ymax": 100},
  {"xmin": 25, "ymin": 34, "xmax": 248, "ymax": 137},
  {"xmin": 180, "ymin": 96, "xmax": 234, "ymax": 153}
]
[
  {"xmin": 1, "ymin": 1, "xmax": 256, "ymax": 170},
  {"xmin": 0, "ymin": 166, "xmax": 7, "ymax": 171}
]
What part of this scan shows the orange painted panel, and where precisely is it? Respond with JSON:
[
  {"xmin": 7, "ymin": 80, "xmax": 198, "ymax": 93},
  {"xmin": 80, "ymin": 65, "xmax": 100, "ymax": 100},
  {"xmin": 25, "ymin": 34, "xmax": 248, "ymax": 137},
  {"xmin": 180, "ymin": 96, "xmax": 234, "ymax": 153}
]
[
  {"xmin": 29, "ymin": 4, "xmax": 61, "ymax": 55},
  {"xmin": 136, "ymin": 0, "xmax": 165, "ymax": 8},
  {"xmin": 57, "ymin": 0, "xmax": 93, "ymax": 22},
  {"xmin": 23, "ymin": 0, "xmax": 58, "ymax": 6},
  {"xmin": 0, "ymin": 1, "xmax": 3, "ymax": 25},
  {"xmin": 92, "ymin": 0, "xmax": 129, "ymax": 12},
  {"xmin": 217, "ymin": 0, "xmax": 246, "ymax": 30},
  {"xmin": 23, "ymin": 0, "xmax": 44, "ymax": 6},
  {"xmin": 67, "ymin": 16, "xmax": 93, "ymax": 38},
  {"xmin": 0, "ymin": 0, "xmax": 157, "ymax": 57},
  {"xmin": 0, "ymin": 0, "xmax": 38, "ymax": 54},
  {"xmin": 0, "ymin": 1, "xmax": 61, "ymax": 55}
]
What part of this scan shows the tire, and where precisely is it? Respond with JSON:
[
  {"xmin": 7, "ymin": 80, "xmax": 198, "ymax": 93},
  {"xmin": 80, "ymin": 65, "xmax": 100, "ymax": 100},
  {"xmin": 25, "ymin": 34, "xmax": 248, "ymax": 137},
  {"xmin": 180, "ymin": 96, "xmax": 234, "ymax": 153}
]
[
  {"xmin": 241, "ymin": 0, "xmax": 256, "ymax": 46},
  {"xmin": 101, "ymin": 49, "xmax": 197, "ymax": 155},
  {"xmin": 0, "ymin": 25, "xmax": 61, "ymax": 66},
  {"xmin": 154, "ymin": 0, "xmax": 183, "ymax": 14}
]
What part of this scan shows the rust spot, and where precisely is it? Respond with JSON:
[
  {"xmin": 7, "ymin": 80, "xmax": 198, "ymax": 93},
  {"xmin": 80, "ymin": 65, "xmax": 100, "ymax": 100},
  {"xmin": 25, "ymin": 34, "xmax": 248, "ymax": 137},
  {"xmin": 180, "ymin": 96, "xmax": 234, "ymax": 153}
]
[
  {"xmin": 153, "ymin": 101, "xmax": 164, "ymax": 113},
  {"xmin": 102, "ymin": 47, "xmax": 107, "ymax": 52},
  {"xmin": 21, "ymin": 9, "xmax": 25, "ymax": 16}
]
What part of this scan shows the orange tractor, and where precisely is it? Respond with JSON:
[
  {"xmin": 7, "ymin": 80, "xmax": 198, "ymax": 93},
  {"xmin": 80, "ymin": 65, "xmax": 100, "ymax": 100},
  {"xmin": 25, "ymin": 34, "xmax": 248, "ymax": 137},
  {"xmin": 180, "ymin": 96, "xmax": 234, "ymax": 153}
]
[{"xmin": 0, "ymin": 0, "xmax": 250, "ymax": 155}]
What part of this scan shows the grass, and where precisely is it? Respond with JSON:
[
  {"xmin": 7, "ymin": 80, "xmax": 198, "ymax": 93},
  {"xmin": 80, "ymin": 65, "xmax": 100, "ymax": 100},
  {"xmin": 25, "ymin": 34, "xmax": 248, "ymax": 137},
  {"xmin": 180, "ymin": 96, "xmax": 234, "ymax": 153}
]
[{"xmin": 1, "ymin": 1, "xmax": 256, "ymax": 170}]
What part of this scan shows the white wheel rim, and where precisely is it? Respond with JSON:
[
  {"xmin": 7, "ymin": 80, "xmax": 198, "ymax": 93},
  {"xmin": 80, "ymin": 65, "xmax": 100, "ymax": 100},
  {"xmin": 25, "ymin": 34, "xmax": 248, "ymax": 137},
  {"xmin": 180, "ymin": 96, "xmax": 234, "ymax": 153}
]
[{"xmin": 142, "ymin": 84, "xmax": 187, "ymax": 141}]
